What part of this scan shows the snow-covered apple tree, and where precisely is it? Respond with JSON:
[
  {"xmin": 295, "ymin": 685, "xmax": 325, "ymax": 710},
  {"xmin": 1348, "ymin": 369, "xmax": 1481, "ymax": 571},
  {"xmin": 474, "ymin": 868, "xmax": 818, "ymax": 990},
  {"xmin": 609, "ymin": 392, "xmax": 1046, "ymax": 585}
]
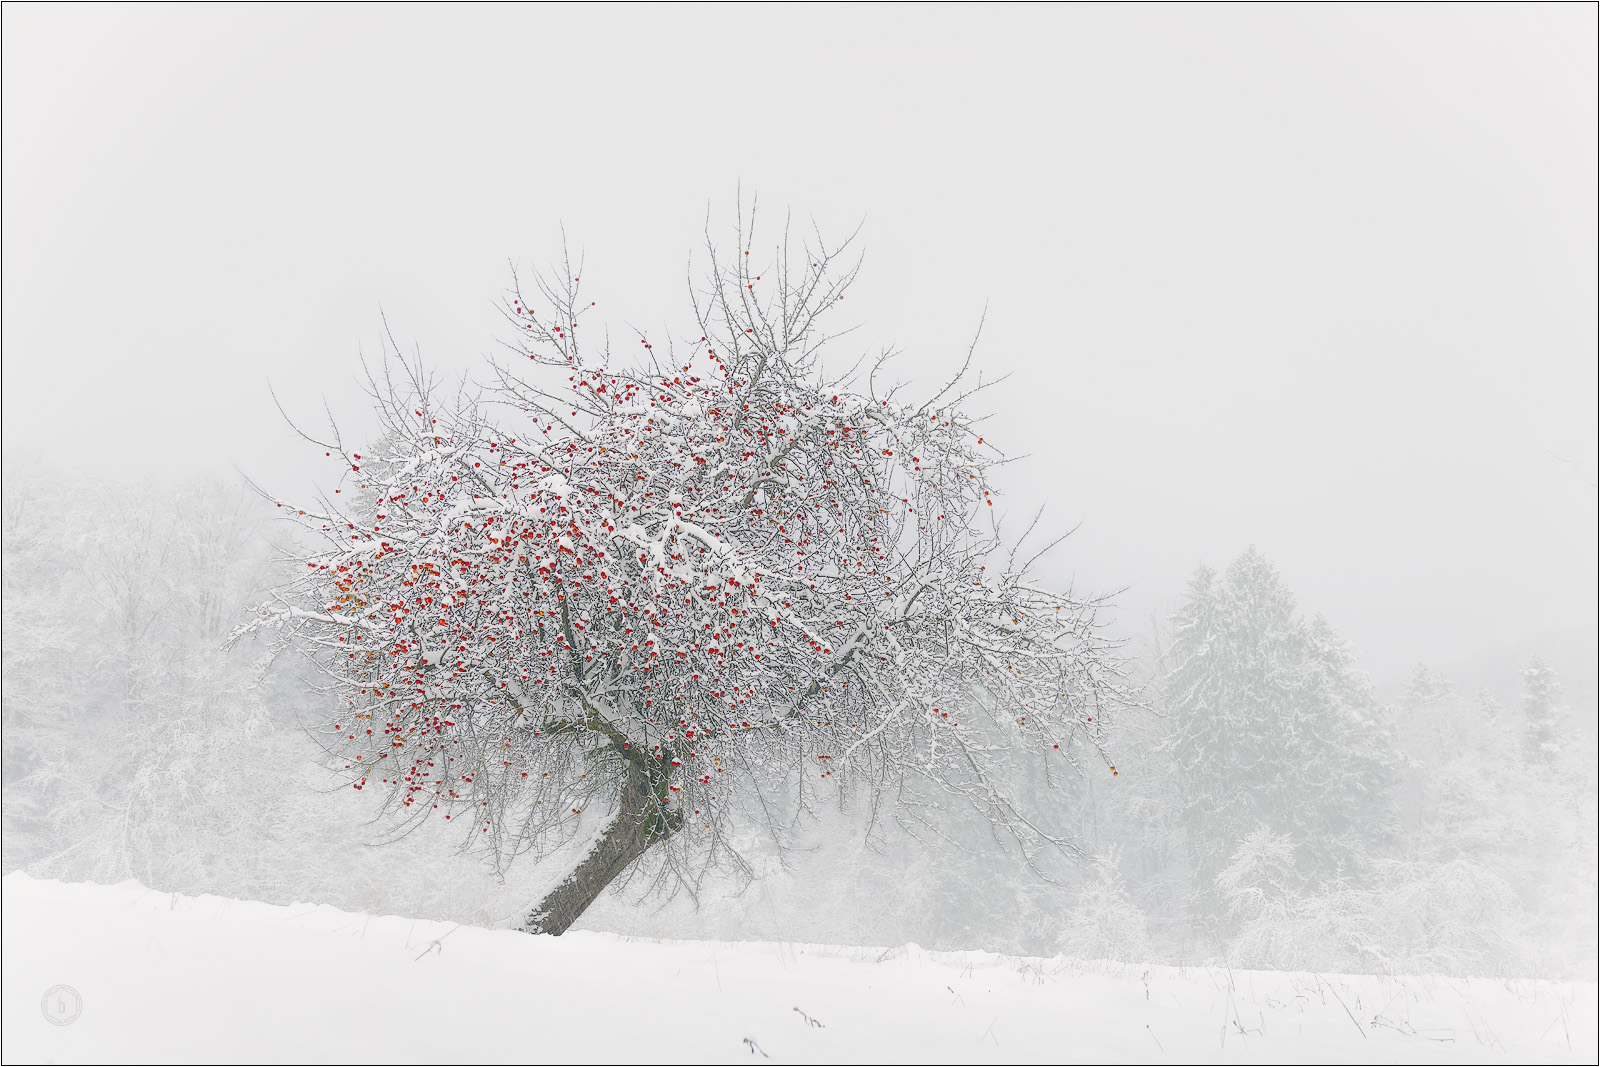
[{"xmin": 238, "ymin": 217, "xmax": 1129, "ymax": 934}]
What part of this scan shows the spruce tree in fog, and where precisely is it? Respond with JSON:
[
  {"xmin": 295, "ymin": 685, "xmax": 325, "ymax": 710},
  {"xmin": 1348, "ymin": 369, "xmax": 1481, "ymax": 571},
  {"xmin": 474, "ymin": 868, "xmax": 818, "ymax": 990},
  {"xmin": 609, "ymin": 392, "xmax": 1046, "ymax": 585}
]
[
  {"xmin": 1160, "ymin": 548, "xmax": 1402, "ymax": 906},
  {"xmin": 1520, "ymin": 656, "xmax": 1562, "ymax": 767}
]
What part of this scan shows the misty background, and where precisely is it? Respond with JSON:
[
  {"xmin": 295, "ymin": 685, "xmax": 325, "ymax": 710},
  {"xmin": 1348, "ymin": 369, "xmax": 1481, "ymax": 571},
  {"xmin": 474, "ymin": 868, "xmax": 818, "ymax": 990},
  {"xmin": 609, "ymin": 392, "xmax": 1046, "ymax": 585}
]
[{"xmin": 4, "ymin": 5, "xmax": 1594, "ymax": 978}]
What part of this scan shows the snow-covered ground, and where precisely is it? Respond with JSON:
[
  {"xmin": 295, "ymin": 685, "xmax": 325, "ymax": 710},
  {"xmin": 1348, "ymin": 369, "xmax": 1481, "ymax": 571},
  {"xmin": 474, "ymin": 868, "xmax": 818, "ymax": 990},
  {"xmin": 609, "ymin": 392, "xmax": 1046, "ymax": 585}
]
[{"xmin": 3, "ymin": 873, "xmax": 1593, "ymax": 1065}]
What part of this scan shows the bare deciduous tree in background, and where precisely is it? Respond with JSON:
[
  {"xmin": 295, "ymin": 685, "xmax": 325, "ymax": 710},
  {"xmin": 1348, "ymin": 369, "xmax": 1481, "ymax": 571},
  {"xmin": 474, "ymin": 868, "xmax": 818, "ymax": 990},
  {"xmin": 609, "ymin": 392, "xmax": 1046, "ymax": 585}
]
[{"xmin": 238, "ymin": 213, "xmax": 1130, "ymax": 934}]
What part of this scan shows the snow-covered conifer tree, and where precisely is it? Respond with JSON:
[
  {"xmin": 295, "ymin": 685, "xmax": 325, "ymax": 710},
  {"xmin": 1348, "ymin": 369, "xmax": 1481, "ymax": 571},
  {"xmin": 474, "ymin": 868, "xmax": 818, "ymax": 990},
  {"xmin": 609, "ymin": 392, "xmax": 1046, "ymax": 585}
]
[
  {"xmin": 238, "ymin": 215, "xmax": 1130, "ymax": 934},
  {"xmin": 1520, "ymin": 655, "xmax": 1562, "ymax": 766},
  {"xmin": 1160, "ymin": 547, "xmax": 1401, "ymax": 913}
]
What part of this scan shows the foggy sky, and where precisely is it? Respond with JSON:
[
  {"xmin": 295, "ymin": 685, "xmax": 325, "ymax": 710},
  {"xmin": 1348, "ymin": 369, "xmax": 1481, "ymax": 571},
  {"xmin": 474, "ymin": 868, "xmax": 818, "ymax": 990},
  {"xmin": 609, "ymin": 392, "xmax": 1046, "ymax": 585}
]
[{"xmin": 4, "ymin": 4, "xmax": 1595, "ymax": 683}]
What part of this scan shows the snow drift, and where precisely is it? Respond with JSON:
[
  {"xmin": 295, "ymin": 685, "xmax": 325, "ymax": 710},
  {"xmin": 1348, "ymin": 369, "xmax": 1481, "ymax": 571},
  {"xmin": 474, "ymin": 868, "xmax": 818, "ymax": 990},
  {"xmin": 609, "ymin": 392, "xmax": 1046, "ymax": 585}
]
[{"xmin": 3, "ymin": 873, "xmax": 1593, "ymax": 1065}]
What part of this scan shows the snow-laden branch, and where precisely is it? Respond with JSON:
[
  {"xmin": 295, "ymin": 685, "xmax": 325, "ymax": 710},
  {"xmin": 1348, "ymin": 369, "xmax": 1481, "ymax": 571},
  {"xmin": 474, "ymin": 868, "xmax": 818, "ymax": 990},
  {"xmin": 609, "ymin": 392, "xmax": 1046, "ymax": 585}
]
[{"xmin": 252, "ymin": 214, "xmax": 1131, "ymax": 887}]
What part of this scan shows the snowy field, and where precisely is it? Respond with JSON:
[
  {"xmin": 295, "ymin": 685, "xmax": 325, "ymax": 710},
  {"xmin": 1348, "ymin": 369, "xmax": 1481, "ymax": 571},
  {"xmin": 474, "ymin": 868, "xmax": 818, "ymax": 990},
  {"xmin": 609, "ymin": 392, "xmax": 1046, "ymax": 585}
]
[{"xmin": 3, "ymin": 873, "xmax": 1593, "ymax": 1065}]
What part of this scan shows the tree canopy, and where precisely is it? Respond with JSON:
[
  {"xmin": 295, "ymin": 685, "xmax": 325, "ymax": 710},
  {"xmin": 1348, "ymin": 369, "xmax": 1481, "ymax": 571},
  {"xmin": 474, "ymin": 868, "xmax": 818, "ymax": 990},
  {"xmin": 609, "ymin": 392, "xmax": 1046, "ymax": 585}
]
[{"xmin": 239, "ymin": 217, "xmax": 1130, "ymax": 931}]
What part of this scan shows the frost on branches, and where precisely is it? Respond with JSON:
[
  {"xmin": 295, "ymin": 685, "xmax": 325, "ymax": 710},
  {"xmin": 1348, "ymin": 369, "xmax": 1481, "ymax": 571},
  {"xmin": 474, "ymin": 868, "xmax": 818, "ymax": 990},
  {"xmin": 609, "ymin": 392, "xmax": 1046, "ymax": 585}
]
[{"xmin": 237, "ymin": 221, "xmax": 1129, "ymax": 934}]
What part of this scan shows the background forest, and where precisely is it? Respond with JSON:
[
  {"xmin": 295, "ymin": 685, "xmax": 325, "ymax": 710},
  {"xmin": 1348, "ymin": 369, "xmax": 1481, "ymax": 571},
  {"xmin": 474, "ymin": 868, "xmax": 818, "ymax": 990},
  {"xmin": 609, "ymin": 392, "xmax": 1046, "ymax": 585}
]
[{"xmin": 5, "ymin": 459, "xmax": 1592, "ymax": 980}]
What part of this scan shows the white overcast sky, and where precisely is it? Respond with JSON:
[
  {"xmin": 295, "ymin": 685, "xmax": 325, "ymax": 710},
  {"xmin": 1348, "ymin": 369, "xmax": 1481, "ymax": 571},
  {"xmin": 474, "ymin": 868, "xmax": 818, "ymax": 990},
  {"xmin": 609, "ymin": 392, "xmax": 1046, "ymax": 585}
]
[{"xmin": 4, "ymin": 4, "xmax": 1595, "ymax": 682}]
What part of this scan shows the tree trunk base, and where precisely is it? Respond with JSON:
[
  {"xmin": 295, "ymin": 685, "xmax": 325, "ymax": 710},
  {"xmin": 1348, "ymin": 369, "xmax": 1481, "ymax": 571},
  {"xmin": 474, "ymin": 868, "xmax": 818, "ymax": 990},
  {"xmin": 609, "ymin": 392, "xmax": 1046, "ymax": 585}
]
[{"xmin": 523, "ymin": 761, "xmax": 679, "ymax": 935}]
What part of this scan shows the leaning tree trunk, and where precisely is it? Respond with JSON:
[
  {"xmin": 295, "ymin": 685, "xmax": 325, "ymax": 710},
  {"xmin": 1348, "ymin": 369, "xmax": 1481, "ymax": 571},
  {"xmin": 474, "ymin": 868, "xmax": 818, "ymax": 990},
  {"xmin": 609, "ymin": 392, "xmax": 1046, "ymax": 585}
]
[{"xmin": 522, "ymin": 758, "xmax": 680, "ymax": 935}]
